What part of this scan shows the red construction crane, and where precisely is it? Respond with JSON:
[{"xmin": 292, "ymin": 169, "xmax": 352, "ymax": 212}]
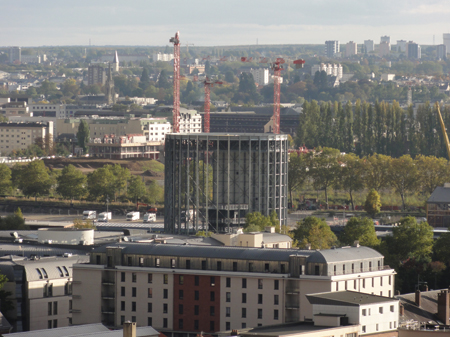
[
  {"xmin": 170, "ymin": 31, "xmax": 181, "ymax": 133},
  {"xmin": 203, "ymin": 77, "xmax": 223, "ymax": 133}
]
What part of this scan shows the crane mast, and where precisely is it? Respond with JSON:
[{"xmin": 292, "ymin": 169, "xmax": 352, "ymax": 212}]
[
  {"xmin": 203, "ymin": 77, "xmax": 222, "ymax": 133},
  {"xmin": 170, "ymin": 31, "xmax": 180, "ymax": 133},
  {"xmin": 436, "ymin": 103, "xmax": 450, "ymax": 160}
]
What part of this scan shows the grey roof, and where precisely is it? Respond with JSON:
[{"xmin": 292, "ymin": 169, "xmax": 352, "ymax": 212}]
[
  {"xmin": 8, "ymin": 323, "xmax": 159, "ymax": 337},
  {"xmin": 396, "ymin": 289, "xmax": 442, "ymax": 325},
  {"xmin": 261, "ymin": 233, "xmax": 293, "ymax": 244},
  {"xmin": 307, "ymin": 246, "xmax": 383, "ymax": 264},
  {"xmin": 307, "ymin": 291, "xmax": 398, "ymax": 307},
  {"xmin": 94, "ymin": 243, "xmax": 312, "ymax": 262},
  {"xmin": 0, "ymin": 243, "xmax": 91, "ymax": 258},
  {"xmin": 427, "ymin": 186, "xmax": 450, "ymax": 203}
]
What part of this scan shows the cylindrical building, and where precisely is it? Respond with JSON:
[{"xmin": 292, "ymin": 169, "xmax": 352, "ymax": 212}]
[{"xmin": 164, "ymin": 133, "xmax": 288, "ymax": 234}]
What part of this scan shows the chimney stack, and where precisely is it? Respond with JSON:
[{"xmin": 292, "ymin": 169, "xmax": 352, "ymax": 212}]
[
  {"xmin": 424, "ymin": 285, "xmax": 428, "ymax": 292},
  {"xmin": 395, "ymin": 290, "xmax": 400, "ymax": 296},
  {"xmin": 437, "ymin": 290, "xmax": 450, "ymax": 325},
  {"xmin": 123, "ymin": 321, "xmax": 136, "ymax": 337},
  {"xmin": 415, "ymin": 290, "xmax": 421, "ymax": 307},
  {"xmin": 399, "ymin": 303, "xmax": 404, "ymax": 316}
]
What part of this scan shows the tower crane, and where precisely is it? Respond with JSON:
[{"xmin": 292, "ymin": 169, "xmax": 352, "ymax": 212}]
[
  {"xmin": 203, "ymin": 77, "xmax": 223, "ymax": 133},
  {"xmin": 436, "ymin": 103, "xmax": 450, "ymax": 159},
  {"xmin": 169, "ymin": 31, "xmax": 181, "ymax": 133}
]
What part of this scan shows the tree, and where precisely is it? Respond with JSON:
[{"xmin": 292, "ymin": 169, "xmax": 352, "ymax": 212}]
[
  {"xmin": 389, "ymin": 217, "xmax": 433, "ymax": 261},
  {"xmin": 108, "ymin": 164, "xmax": 130, "ymax": 201},
  {"xmin": 128, "ymin": 176, "xmax": 147, "ymax": 202},
  {"xmin": 338, "ymin": 153, "xmax": 364, "ymax": 210},
  {"xmin": 16, "ymin": 161, "xmax": 52, "ymax": 201},
  {"xmin": 363, "ymin": 154, "xmax": 392, "ymax": 191},
  {"xmin": 388, "ymin": 155, "xmax": 418, "ymax": 210},
  {"xmin": 56, "ymin": 165, "xmax": 87, "ymax": 202},
  {"xmin": 340, "ymin": 217, "xmax": 380, "ymax": 247},
  {"xmin": 294, "ymin": 216, "xmax": 337, "ymax": 249},
  {"xmin": 244, "ymin": 224, "xmax": 262, "ymax": 233},
  {"xmin": 60, "ymin": 78, "xmax": 79, "ymax": 97},
  {"xmin": 0, "ymin": 164, "xmax": 12, "ymax": 195},
  {"xmin": 307, "ymin": 147, "xmax": 341, "ymax": 209},
  {"xmin": 139, "ymin": 68, "xmax": 150, "ymax": 90},
  {"xmin": 0, "ymin": 214, "xmax": 27, "ymax": 230},
  {"xmin": 157, "ymin": 69, "xmax": 170, "ymax": 89},
  {"xmin": 77, "ymin": 120, "xmax": 90, "ymax": 154},
  {"xmin": 415, "ymin": 155, "xmax": 450, "ymax": 195},
  {"xmin": 364, "ymin": 189, "xmax": 381, "ymax": 217},
  {"xmin": 73, "ymin": 219, "xmax": 96, "ymax": 230},
  {"xmin": 87, "ymin": 167, "xmax": 115, "ymax": 201},
  {"xmin": 288, "ymin": 152, "xmax": 308, "ymax": 206},
  {"xmin": 434, "ymin": 231, "xmax": 450, "ymax": 263}
]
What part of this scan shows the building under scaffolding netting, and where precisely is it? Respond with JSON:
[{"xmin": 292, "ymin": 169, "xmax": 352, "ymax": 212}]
[{"xmin": 164, "ymin": 133, "xmax": 288, "ymax": 234}]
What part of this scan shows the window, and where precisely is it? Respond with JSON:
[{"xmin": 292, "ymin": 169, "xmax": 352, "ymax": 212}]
[
  {"xmin": 210, "ymin": 291, "xmax": 215, "ymax": 301},
  {"xmin": 226, "ymin": 322, "xmax": 231, "ymax": 330},
  {"xmin": 390, "ymin": 322, "xmax": 392, "ymax": 329},
  {"xmin": 179, "ymin": 289, "xmax": 184, "ymax": 300},
  {"xmin": 179, "ymin": 304, "xmax": 184, "ymax": 314},
  {"xmin": 233, "ymin": 262, "xmax": 238, "ymax": 271},
  {"xmin": 139, "ymin": 257, "xmax": 144, "ymax": 267},
  {"xmin": 258, "ymin": 308, "xmax": 263, "ymax": 319},
  {"xmin": 148, "ymin": 303, "xmax": 152, "ymax": 312},
  {"xmin": 352, "ymin": 263, "xmax": 354, "ymax": 272},
  {"xmin": 380, "ymin": 276, "xmax": 383, "ymax": 286},
  {"xmin": 210, "ymin": 306, "xmax": 215, "ymax": 316},
  {"xmin": 362, "ymin": 326, "xmax": 366, "ymax": 333},
  {"xmin": 132, "ymin": 302, "xmax": 136, "ymax": 312},
  {"xmin": 194, "ymin": 305, "xmax": 199, "ymax": 315},
  {"xmin": 53, "ymin": 319, "xmax": 57, "ymax": 328},
  {"xmin": 195, "ymin": 276, "xmax": 199, "ymax": 286},
  {"xmin": 314, "ymin": 265, "xmax": 320, "ymax": 275},
  {"xmin": 128, "ymin": 257, "xmax": 132, "ymax": 266},
  {"xmin": 360, "ymin": 262, "xmax": 363, "ymax": 271},
  {"xmin": 195, "ymin": 290, "xmax": 199, "ymax": 300},
  {"xmin": 274, "ymin": 309, "xmax": 279, "ymax": 320},
  {"xmin": 249, "ymin": 263, "xmax": 254, "ymax": 272},
  {"xmin": 132, "ymin": 287, "xmax": 137, "ymax": 297},
  {"xmin": 148, "ymin": 274, "xmax": 153, "ymax": 283},
  {"xmin": 394, "ymin": 322, "xmax": 397, "ymax": 328},
  {"xmin": 226, "ymin": 307, "xmax": 231, "ymax": 317},
  {"xmin": 148, "ymin": 288, "xmax": 153, "ymax": 298},
  {"xmin": 132, "ymin": 273, "xmax": 137, "ymax": 283},
  {"xmin": 48, "ymin": 284, "xmax": 53, "ymax": 297},
  {"xmin": 48, "ymin": 302, "xmax": 52, "ymax": 315},
  {"xmin": 148, "ymin": 317, "xmax": 152, "ymax": 326},
  {"xmin": 265, "ymin": 263, "xmax": 270, "ymax": 272},
  {"xmin": 163, "ymin": 318, "xmax": 168, "ymax": 328},
  {"xmin": 155, "ymin": 258, "xmax": 160, "ymax": 267},
  {"xmin": 48, "ymin": 320, "xmax": 52, "ymax": 329},
  {"xmin": 163, "ymin": 303, "xmax": 168, "ymax": 314},
  {"xmin": 376, "ymin": 323, "xmax": 379, "ymax": 331},
  {"xmin": 163, "ymin": 289, "xmax": 168, "ymax": 299},
  {"xmin": 217, "ymin": 261, "xmax": 222, "ymax": 271},
  {"xmin": 226, "ymin": 277, "xmax": 231, "ymax": 287},
  {"xmin": 389, "ymin": 275, "xmax": 392, "ymax": 285},
  {"xmin": 210, "ymin": 321, "xmax": 215, "ymax": 331},
  {"xmin": 121, "ymin": 316, "xmax": 125, "ymax": 325},
  {"xmin": 179, "ymin": 275, "xmax": 184, "ymax": 285},
  {"xmin": 242, "ymin": 323, "xmax": 246, "ymax": 329},
  {"xmin": 372, "ymin": 278, "xmax": 375, "ymax": 287},
  {"xmin": 121, "ymin": 301, "xmax": 125, "ymax": 311},
  {"xmin": 163, "ymin": 274, "xmax": 168, "ymax": 284},
  {"xmin": 226, "ymin": 292, "xmax": 231, "ymax": 302},
  {"xmin": 379, "ymin": 306, "xmax": 383, "ymax": 314},
  {"xmin": 57, "ymin": 267, "xmax": 64, "ymax": 277},
  {"xmin": 274, "ymin": 280, "xmax": 279, "ymax": 290},
  {"xmin": 210, "ymin": 276, "xmax": 215, "ymax": 286},
  {"xmin": 179, "ymin": 319, "xmax": 184, "ymax": 329},
  {"xmin": 390, "ymin": 305, "xmax": 395, "ymax": 312},
  {"xmin": 186, "ymin": 260, "xmax": 191, "ymax": 269},
  {"xmin": 69, "ymin": 300, "xmax": 72, "ymax": 311},
  {"xmin": 281, "ymin": 264, "xmax": 286, "ymax": 273},
  {"xmin": 242, "ymin": 308, "xmax": 246, "ymax": 318},
  {"xmin": 194, "ymin": 320, "xmax": 199, "ymax": 330},
  {"xmin": 274, "ymin": 295, "xmax": 279, "ymax": 305},
  {"xmin": 345, "ymin": 281, "xmax": 348, "ymax": 290},
  {"xmin": 258, "ymin": 279, "xmax": 263, "ymax": 289},
  {"xmin": 42, "ymin": 268, "xmax": 48, "ymax": 278},
  {"xmin": 363, "ymin": 278, "xmax": 365, "ymax": 288},
  {"xmin": 258, "ymin": 294, "xmax": 263, "ymax": 304},
  {"xmin": 369, "ymin": 261, "xmax": 372, "ymax": 271},
  {"xmin": 362, "ymin": 309, "xmax": 366, "ymax": 316},
  {"xmin": 242, "ymin": 293, "xmax": 247, "ymax": 303},
  {"xmin": 343, "ymin": 264, "xmax": 346, "ymax": 274},
  {"xmin": 202, "ymin": 260, "xmax": 207, "ymax": 270},
  {"xmin": 171, "ymin": 259, "xmax": 176, "ymax": 268},
  {"xmin": 242, "ymin": 278, "xmax": 247, "ymax": 288}
]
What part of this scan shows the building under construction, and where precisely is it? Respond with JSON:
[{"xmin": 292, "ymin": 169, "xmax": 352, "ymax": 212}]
[{"xmin": 164, "ymin": 133, "xmax": 288, "ymax": 234}]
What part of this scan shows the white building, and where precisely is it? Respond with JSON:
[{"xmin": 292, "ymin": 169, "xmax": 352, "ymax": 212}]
[
  {"xmin": 397, "ymin": 40, "xmax": 408, "ymax": 53},
  {"xmin": 311, "ymin": 63, "xmax": 343, "ymax": 79},
  {"xmin": 380, "ymin": 36, "xmax": 391, "ymax": 45},
  {"xmin": 345, "ymin": 41, "xmax": 357, "ymax": 56},
  {"xmin": 29, "ymin": 104, "xmax": 67, "ymax": 119},
  {"xmin": 249, "ymin": 68, "xmax": 270, "ymax": 86},
  {"xmin": 379, "ymin": 41, "xmax": 390, "ymax": 57},
  {"xmin": 20, "ymin": 55, "xmax": 41, "ymax": 64},
  {"xmin": 307, "ymin": 291, "xmax": 399, "ymax": 335},
  {"xmin": 179, "ymin": 109, "xmax": 202, "ymax": 133},
  {"xmin": 437, "ymin": 44, "xmax": 447, "ymax": 60},
  {"xmin": 364, "ymin": 40, "xmax": 374, "ymax": 53},
  {"xmin": 147, "ymin": 119, "xmax": 172, "ymax": 142},
  {"xmin": 325, "ymin": 41, "xmax": 340, "ymax": 58},
  {"xmin": 443, "ymin": 33, "xmax": 450, "ymax": 54},
  {"xmin": 9, "ymin": 47, "xmax": 21, "ymax": 64},
  {"xmin": 381, "ymin": 74, "xmax": 395, "ymax": 81},
  {"xmin": 153, "ymin": 53, "xmax": 174, "ymax": 62}
]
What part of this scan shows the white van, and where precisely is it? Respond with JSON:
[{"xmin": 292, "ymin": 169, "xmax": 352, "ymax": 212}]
[
  {"xmin": 143, "ymin": 213, "xmax": 156, "ymax": 223},
  {"xmin": 98, "ymin": 212, "xmax": 112, "ymax": 222},
  {"xmin": 82, "ymin": 210, "xmax": 96, "ymax": 220},
  {"xmin": 126, "ymin": 212, "xmax": 140, "ymax": 221}
]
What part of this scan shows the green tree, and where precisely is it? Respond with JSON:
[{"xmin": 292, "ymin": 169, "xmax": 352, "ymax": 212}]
[
  {"xmin": 87, "ymin": 167, "xmax": 115, "ymax": 201},
  {"xmin": 244, "ymin": 224, "xmax": 262, "ymax": 233},
  {"xmin": 288, "ymin": 152, "xmax": 308, "ymax": 206},
  {"xmin": 245, "ymin": 212, "xmax": 271, "ymax": 231},
  {"xmin": 16, "ymin": 161, "xmax": 52, "ymax": 201},
  {"xmin": 0, "ymin": 164, "xmax": 12, "ymax": 195},
  {"xmin": 60, "ymin": 78, "xmax": 80, "ymax": 97},
  {"xmin": 73, "ymin": 219, "xmax": 96, "ymax": 230},
  {"xmin": 434, "ymin": 231, "xmax": 450, "ymax": 263},
  {"xmin": 415, "ymin": 155, "xmax": 450, "ymax": 195},
  {"xmin": 128, "ymin": 176, "xmax": 147, "ymax": 203},
  {"xmin": 364, "ymin": 189, "xmax": 381, "ymax": 217},
  {"xmin": 108, "ymin": 164, "xmax": 130, "ymax": 201},
  {"xmin": 56, "ymin": 165, "xmax": 87, "ymax": 202},
  {"xmin": 338, "ymin": 153, "xmax": 364, "ymax": 210},
  {"xmin": 294, "ymin": 216, "xmax": 337, "ymax": 249},
  {"xmin": 0, "ymin": 214, "xmax": 27, "ymax": 230},
  {"xmin": 363, "ymin": 154, "xmax": 392, "ymax": 191},
  {"xmin": 388, "ymin": 155, "xmax": 418, "ymax": 210},
  {"xmin": 77, "ymin": 120, "xmax": 90, "ymax": 154},
  {"xmin": 14, "ymin": 207, "xmax": 23, "ymax": 219},
  {"xmin": 389, "ymin": 217, "xmax": 433, "ymax": 261},
  {"xmin": 340, "ymin": 217, "xmax": 380, "ymax": 247},
  {"xmin": 157, "ymin": 69, "xmax": 170, "ymax": 89}
]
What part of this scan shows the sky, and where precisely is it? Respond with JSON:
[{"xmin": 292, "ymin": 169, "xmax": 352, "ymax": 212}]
[{"xmin": 2, "ymin": 0, "xmax": 450, "ymax": 47}]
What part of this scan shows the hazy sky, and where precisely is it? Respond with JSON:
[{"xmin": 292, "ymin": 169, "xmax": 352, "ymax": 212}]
[{"xmin": 2, "ymin": 0, "xmax": 450, "ymax": 47}]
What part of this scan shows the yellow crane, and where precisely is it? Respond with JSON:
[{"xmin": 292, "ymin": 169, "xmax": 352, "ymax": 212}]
[{"xmin": 436, "ymin": 103, "xmax": 450, "ymax": 160}]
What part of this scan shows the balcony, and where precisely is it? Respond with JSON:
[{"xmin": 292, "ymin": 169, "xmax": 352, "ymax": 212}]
[{"xmin": 101, "ymin": 307, "xmax": 115, "ymax": 314}]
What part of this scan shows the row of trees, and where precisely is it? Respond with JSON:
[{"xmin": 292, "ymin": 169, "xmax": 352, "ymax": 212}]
[
  {"xmin": 0, "ymin": 162, "xmax": 163, "ymax": 205},
  {"xmin": 289, "ymin": 148, "xmax": 450, "ymax": 210},
  {"xmin": 297, "ymin": 100, "xmax": 450, "ymax": 158}
]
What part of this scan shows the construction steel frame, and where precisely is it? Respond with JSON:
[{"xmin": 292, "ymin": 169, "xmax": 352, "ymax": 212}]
[
  {"xmin": 164, "ymin": 133, "xmax": 288, "ymax": 234},
  {"xmin": 170, "ymin": 31, "xmax": 180, "ymax": 133}
]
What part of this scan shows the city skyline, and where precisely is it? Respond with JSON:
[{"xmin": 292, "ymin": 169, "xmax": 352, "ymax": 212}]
[{"xmin": 2, "ymin": 0, "xmax": 450, "ymax": 47}]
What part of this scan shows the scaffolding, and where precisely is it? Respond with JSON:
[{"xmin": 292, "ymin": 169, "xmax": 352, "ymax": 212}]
[{"xmin": 164, "ymin": 133, "xmax": 289, "ymax": 234}]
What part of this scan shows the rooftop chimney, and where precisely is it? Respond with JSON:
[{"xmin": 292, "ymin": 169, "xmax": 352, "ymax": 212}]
[
  {"xmin": 353, "ymin": 240, "xmax": 360, "ymax": 248},
  {"xmin": 437, "ymin": 290, "xmax": 449, "ymax": 325},
  {"xmin": 399, "ymin": 303, "xmax": 404, "ymax": 317},
  {"xmin": 305, "ymin": 243, "xmax": 311, "ymax": 250},
  {"xmin": 423, "ymin": 285, "xmax": 428, "ymax": 292},
  {"xmin": 415, "ymin": 290, "xmax": 421, "ymax": 307},
  {"xmin": 123, "ymin": 321, "xmax": 136, "ymax": 337},
  {"xmin": 395, "ymin": 290, "xmax": 400, "ymax": 296}
]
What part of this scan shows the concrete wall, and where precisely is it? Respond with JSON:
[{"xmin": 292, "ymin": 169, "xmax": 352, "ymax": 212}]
[
  {"xmin": 72, "ymin": 266, "xmax": 102, "ymax": 325},
  {"xmin": 37, "ymin": 229, "xmax": 94, "ymax": 245}
]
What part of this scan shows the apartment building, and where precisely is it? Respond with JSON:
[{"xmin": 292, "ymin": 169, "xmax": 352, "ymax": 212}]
[
  {"xmin": 146, "ymin": 119, "xmax": 172, "ymax": 142},
  {"xmin": 0, "ymin": 101, "xmax": 32, "ymax": 117},
  {"xmin": 379, "ymin": 41, "xmax": 390, "ymax": 57},
  {"xmin": 437, "ymin": 44, "xmax": 447, "ymax": 60},
  {"xmin": 88, "ymin": 134, "xmax": 161, "ymax": 159},
  {"xmin": 345, "ymin": 41, "xmax": 357, "ymax": 57},
  {"xmin": 249, "ymin": 68, "xmax": 270, "ymax": 86},
  {"xmin": 29, "ymin": 104, "xmax": 66, "ymax": 119},
  {"xmin": 88, "ymin": 65, "xmax": 106, "ymax": 86},
  {"xmin": 407, "ymin": 42, "xmax": 421, "ymax": 59},
  {"xmin": 0, "ymin": 255, "xmax": 89, "ymax": 332},
  {"xmin": 325, "ymin": 41, "xmax": 339, "ymax": 58},
  {"xmin": 72, "ymin": 244, "xmax": 396, "ymax": 335},
  {"xmin": 364, "ymin": 40, "xmax": 374, "ymax": 53},
  {"xmin": 153, "ymin": 53, "xmax": 174, "ymax": 62},
  {"xmin": 179, "ymin": 110, "xmax": 202, "ymax": 133},
  {"xmin": 9, "ymin": 47, "xmax": 21, "ymax": 64},
  {"xmin": 0, "ymin": 122, "xmax": 52, "ymax": 155}
]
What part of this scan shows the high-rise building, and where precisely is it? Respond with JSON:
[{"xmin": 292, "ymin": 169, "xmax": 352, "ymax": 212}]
[
  {"xmin": 325, "ymin": 41, "xmax": 339, "ymax": 58},
  {"xmin": 9, "ymin": 46, "xmax": 21, "ymax": 64},
  {"xmin": 380, "ymin": 36, "xmax": 391, "ymax": 44},
  {"xmin": 249, "ymin": 68, "xmax": 269, "ymax": 86},
  {"xmin": 407, "ymin": 42, "xmax": 421, "ymax": 59},
  {"xmin": 443, "ymin": 34, "xmax": 450, "ymax": 53},
  {"xmin": 345, "ymin": 41, "xmax": 357, "ymax": 57},
  {"xmin": 112, "ymin": 51, "xmax": 119, "ymax": 72},
  {"xmin": 378, "ymin": 41, "xmax": 390, "ymax": 57},
  {"xmin": 397, "ymin": 40, "xmax": 407, "ymax": 53},
  {"xmin": 88, "ymin": 65, "xmax": 106, "ymax": 86},
  {"xmin": 437, "ymin": 44, "xmax": 447, "ymax": 60},
  {"xmin": 364, "ymin": 40, "xmax": 374, "ymax": 53}
]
